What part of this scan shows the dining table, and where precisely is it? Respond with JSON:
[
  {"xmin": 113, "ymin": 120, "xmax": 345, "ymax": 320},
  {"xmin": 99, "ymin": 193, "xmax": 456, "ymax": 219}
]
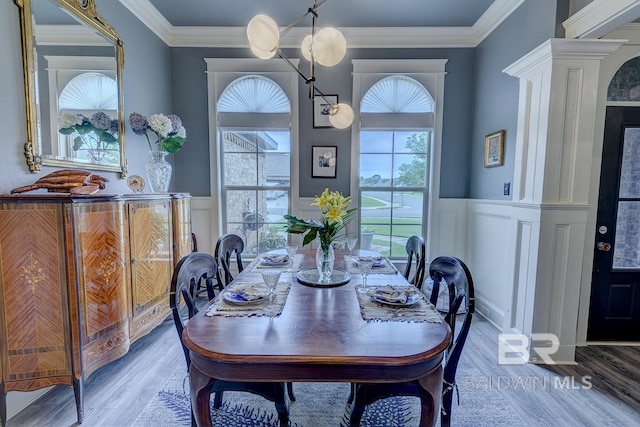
[{"xmin": 182, "ymin": 248, "xmax": 452, "ymax": 427}]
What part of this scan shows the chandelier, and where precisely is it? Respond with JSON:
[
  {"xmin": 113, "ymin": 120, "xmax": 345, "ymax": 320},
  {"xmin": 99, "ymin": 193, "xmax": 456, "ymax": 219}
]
[{"xmin": 246, "ymin": 0, "xmax": 354, "ymax": 129}]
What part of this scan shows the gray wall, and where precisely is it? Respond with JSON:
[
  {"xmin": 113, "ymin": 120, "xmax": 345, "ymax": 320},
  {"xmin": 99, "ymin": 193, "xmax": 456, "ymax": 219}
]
[
  {"xmin": 1, "ymin": 0, "xmax": 172, "ymax": 195},
  {"xmin": 469, "ymin": 0, "xmax": 567, "ymax": 199},
  {"xmin": 170, "ymin": 46, "xmax": 475, "ymax": 198}
]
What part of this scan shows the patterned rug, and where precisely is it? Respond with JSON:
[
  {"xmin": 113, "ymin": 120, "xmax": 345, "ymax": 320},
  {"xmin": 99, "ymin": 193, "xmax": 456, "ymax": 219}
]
[{"xmin": 133, "ymin": 356, "xmax": 525, "ymax": 427}]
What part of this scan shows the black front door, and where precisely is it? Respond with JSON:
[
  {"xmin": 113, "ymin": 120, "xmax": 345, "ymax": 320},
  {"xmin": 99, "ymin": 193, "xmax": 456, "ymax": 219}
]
[{"xmin": 588, "ymin": 106, "xmax": 640, "ymax": 341}]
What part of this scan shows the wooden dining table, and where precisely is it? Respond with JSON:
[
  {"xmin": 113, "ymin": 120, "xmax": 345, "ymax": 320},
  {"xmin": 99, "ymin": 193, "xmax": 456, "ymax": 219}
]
[{"xmin": 182, "ymin": 248, "xmax": 452, "ymax": 427}]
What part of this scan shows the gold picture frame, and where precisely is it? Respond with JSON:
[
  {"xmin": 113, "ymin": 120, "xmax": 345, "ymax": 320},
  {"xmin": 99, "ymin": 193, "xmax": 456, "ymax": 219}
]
[{"xmin": 484, "ymin": 130, "xmax": 505, "ymax": 168}]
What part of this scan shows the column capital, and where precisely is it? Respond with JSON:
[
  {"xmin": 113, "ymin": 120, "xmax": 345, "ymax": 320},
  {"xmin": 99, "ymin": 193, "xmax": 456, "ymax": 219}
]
[{"xmin": 503, "ymin": 38, "xmax": 626, "ymax": 78}]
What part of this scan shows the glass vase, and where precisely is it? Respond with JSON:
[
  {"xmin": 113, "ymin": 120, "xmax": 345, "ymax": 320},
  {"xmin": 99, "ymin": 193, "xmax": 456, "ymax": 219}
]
[
  {"xmin": 146, "ymin": 150, "xmax": 172, "ymax": 193},
  {"xmin": 315, "ymin": 242, "xmax": 335, "ymax": 282}
]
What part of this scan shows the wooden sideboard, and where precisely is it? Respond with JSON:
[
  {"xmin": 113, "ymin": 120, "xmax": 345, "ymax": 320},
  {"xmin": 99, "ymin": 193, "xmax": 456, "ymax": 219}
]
[{"xmin": 0, "ymin": 193, "xmax": 191, "ymax": 425}]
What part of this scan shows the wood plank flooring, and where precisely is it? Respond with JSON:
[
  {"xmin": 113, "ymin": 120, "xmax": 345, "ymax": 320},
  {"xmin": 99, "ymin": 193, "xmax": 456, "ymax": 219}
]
[{"xmin": 6, "ymin": 313, "xmax": 640, "ymax": 426}]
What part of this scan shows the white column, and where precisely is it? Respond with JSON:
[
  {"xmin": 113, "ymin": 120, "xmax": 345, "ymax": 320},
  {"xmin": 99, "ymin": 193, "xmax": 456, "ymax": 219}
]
[{"xmin": 502, "ymin": 39, "xmax": 624, "ymax": 363}]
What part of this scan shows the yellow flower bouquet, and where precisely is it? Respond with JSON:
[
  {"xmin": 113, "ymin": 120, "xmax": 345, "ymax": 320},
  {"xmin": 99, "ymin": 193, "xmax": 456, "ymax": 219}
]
[{"xmin": 284, "ymin": 188, "xmax": 357, "ymax": 250}]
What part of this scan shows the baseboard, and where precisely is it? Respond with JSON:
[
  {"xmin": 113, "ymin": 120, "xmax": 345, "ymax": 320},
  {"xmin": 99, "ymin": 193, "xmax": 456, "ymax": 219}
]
[{"xmin": 475, "ymin": 294, "xmax": 505, "ymax": 330}]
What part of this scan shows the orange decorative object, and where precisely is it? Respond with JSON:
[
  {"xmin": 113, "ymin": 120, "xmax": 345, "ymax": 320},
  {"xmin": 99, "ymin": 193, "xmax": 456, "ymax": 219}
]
[{"xmin": 10, "ymin": 169, "xmax": 108, "ymax": 194}]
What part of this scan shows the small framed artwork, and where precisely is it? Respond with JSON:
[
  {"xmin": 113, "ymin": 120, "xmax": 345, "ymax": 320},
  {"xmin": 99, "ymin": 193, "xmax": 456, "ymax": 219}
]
[
  {"xmin": 484, "ymin": 130, "xmax": 505, "ymax": 168},
  {"xmin": 313, "ymin": 95, "xmax": 338, "ymax": 128},
  {"xmin": 312, "ymin": 146, "xmax": 337, "ymax": 178}
]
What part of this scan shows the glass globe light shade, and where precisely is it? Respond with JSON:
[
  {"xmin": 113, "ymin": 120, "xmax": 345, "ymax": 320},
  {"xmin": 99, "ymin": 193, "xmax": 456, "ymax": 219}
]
[
  {"xmin": 328, "ymin": 103, "xmax": 354, "ymax": 129},
  {"xmin": 300, "ymin": 34, "xmax": 313, "ymax": 62},
  {"xmin": 247, "ymin": 15, "xmax": 280, "ymax": 53},
  {"xmin": 313, "ymin": 27, "xmax": 346, "ymax": 67},
  {"xmin": 250, "ymin": 44, "xmax": 277, "ymax": 59}
]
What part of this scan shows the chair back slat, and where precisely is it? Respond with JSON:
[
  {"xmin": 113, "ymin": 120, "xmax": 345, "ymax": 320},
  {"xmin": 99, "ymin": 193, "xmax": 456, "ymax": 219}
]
[
  {"xmin": 214, "ymin": 234, "xmax": 245, "ymax": 293},
  {"xmin": 169, "ymin": 252, "xmax": 217, "ymax": 367},
  {"xmin": 403, "ymin": 235, "xmax": 426, "ymax": 289}
]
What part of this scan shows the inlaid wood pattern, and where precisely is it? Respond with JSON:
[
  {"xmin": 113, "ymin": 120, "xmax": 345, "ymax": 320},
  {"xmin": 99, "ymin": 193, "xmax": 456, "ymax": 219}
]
[
  {"xmin": 74, "ymin": 203, "xmax": 128, "ymax": 340},
  {"xmin": 128, "ymin": 201, "xmax": 172, "ymax": 317},
  {"xmin": 0, "ymin": 194, "xmax": 190, "ymax": 424},
  {"xmin": 0, "ymin": 205, "xmax": 71, "ymax": 383}
]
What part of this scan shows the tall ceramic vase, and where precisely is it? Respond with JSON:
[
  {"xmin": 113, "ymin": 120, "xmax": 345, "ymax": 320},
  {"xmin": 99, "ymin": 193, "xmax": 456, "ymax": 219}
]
[
  {"xmin": 146, "ymin": 150, "xmax": 172, "ymax": 193},
  {"xmin": 315, "ymin": 242, "xmax": 335, "ymax": 282}
]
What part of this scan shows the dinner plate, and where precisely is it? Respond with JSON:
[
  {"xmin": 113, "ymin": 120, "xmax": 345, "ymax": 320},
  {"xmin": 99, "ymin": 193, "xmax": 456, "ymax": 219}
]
[
  {"xmin": 222, "ymin": 284, "xmax": 269, "ymax": 306},
  {"xmin": 261, "ymin": 255, "xmax": 290, "ymax": 266},
  {"xmin": 354, "ymin": 256, "xmax": 385, "ymax": 267},
  {"xmin": 370, "ymin": 292, "xmax": 421, "ymax": 307}
]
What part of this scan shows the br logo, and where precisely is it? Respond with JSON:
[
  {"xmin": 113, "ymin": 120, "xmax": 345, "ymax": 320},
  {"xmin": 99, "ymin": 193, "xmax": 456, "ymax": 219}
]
[{"xmin": 498, "ymin": 333, "xmax": 560, "ymax": 364}]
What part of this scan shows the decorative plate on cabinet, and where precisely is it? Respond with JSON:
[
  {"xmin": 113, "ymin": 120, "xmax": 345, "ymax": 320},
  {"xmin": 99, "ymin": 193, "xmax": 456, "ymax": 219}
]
[{"xmin": 127, "ymin": 175, "xmax": 145, "ymax": 193}]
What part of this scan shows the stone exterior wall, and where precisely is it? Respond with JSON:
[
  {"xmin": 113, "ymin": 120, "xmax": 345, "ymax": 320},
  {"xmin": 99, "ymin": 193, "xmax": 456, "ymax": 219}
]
[{"xmin": 222, "ymin": 132, "xmax": 267, "ymax": 252}]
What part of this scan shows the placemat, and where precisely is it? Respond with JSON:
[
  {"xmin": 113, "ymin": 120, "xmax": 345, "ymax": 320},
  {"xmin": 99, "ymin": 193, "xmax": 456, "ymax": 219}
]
[
  {"xmin": 343, "ymin": 255, "xmax": 398, "ymax": 275},
  {"xmin": 249, "ymin": 253, "xmax": 305, "ymax": 272},
  {"xmin": 204, "ymin": 280, "xmax": 292, "ymax": 318},
  {"xmin": 355, "ymin": 285, "xmax": 444, "ymax": 323}
]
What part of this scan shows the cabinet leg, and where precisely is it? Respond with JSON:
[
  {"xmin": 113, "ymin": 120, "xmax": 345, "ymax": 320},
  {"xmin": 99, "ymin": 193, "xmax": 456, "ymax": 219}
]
[
  {"xmin": 1, "ymin": 383, "xmax": 6, "ymax": 427},
  {"xmin": 73, "ymin": 377, "xmax": 84, "ymax": 424}
]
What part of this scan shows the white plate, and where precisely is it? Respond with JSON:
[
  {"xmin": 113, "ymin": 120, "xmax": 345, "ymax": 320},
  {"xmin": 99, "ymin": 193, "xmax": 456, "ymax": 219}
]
[
  {"xmin": 222, "ymin": 284, "xmax": 269, "ymax": 305},
  {"xmin": 370, "ymin": 292, "xmax": 421, "ymax": 307},
  {"xmin": 355, "ymin": 256, "xmax": 385, "ymax": 267},
  {"xmin": 261, "ymin": 255, "xmax": 290, "ymax": 266}
]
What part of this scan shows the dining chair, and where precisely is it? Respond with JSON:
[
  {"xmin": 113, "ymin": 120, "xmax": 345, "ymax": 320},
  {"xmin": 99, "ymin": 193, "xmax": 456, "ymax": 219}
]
[
  {"xmin": 213, "ymin": 233, "xmax": 245, "ymax": 298},
  {"xmin": 403, "ymin": 235, "xmax": 426, "ymax": 290},
  {"xmin": 349, "ymin": 255, "xmax": 475, "ymax": 427},
  {"xmin": 170, "ymin": 252, "xmax": 291, "ymax": 427}
]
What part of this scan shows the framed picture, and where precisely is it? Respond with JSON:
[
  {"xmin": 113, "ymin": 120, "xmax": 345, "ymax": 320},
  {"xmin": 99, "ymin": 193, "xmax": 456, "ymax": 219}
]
[
  {"xmin": 313, "ymin": 95, "xmax": 338, "ymax": 128},
  {"xmin": 484, "ymin": 130, "xmax": 505, "ymax": 168},
  {"xmin": 312, "ymin": 146, "xmax": 337, "ymax": 178}
]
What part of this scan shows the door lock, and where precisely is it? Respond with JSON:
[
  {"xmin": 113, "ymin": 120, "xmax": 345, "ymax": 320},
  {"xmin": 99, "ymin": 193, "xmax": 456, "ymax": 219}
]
[{"xmin": 596, "ymin": 242, "xmax": 611, "ymax": 251}]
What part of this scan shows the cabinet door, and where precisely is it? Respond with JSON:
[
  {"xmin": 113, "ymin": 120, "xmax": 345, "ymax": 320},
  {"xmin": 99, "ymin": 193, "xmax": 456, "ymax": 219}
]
[
  {"xmin": 72, "ymin": 201, "xmax": 130, "ymax": 376},
  {"xmin": 0, "ymin": 202, "xmax": 73, "ymax": 392},
  {"xmin": 127, "ymin": 199, "xmax": 173, "ymax": 340}
]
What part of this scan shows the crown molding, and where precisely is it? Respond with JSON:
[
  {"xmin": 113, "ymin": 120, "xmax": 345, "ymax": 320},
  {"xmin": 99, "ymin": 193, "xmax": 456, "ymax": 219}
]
[
  {"xmin": 473, "ymin": 0, "xmax": 525, "ymax": 45},
  {"xmin": 119, "ymin": 0, "xmax": 173, "ymax": 43},
  {"xmin": 120, "ymin": 0, "xmax": 524, "ymax": 48},
  {"xmin": 563, "ymin": 0, "xmax": 640, "ymax": 39},
  {"xmin": 35, "ymin": 25, "xmax": 112, "ymax": 46}
]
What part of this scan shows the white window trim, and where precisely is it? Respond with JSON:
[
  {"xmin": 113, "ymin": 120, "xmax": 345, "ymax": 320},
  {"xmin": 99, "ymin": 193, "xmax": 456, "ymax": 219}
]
[
  {"xmin": 350, "ymin": 59, "xmax": 447, "ymax": 259},
  {"xmin": 205, "ymin": 58, "xmax": 300, "ymax": 240}
]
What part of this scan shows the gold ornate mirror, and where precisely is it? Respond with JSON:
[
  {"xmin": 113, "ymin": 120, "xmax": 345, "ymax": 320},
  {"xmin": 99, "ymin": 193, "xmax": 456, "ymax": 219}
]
[{"xmin": 16, "ymin": 0, "xmax": 127, "ymax": 176}]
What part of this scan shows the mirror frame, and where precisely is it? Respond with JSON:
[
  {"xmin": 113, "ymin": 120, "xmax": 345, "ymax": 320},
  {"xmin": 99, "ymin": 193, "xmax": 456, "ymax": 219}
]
[{"xmin": 16, "ymin": 0, "xmax": 127, "ymax": 176}]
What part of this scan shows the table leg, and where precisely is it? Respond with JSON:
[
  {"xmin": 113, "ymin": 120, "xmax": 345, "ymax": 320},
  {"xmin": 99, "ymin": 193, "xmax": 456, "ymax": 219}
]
[
  {"xmin": 417, "ymin": 364, "xmax": 444, "ymax": 427},
  {"xmin": 189, "ymin": 363, "xmax": 215, "ymax": 427},
  {"xmin": 349, "ymin": 364, "xmax": 444, "ymax": 427}
]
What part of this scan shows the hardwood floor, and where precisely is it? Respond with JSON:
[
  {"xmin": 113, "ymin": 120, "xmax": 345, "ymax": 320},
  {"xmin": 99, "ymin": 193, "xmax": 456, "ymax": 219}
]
[{"xmin": 6, "ymin": 313, "xmax": 640, "ymax": 426}]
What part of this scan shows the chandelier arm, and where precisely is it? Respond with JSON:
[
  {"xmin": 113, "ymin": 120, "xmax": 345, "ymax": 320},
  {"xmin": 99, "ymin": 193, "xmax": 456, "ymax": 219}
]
[
  {"xmin": 279, "ymin": 0, "xmax": 329, "ymax": 37},
  {"xmin": 277, "ymin": 50, "xmax": 314, "ymax": 84},
  {"xmin": 313, "ymin": 86, "xmax": 335, "ymax": 108}
]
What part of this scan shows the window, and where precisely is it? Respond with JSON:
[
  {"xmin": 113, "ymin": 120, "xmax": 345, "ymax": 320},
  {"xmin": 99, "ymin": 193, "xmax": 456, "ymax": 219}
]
[
  {"xmin": 353, "ymin": 61, "xmax": 445, "ymax": 259},
  {"xmin": 58, "ymin": 72, "xmax": 119, "ymax": 164},
  {"xmin": 218, "ymin": 75, "xmax": 292, "ymax": 254}
]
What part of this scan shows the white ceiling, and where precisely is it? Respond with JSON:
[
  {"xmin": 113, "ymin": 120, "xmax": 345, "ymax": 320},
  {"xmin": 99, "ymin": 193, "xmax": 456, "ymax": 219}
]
[
  {"xmin": 118, "ymin": 0, "xmax": 524, "ymax": 48},
  {"xmin": 146, "ymin": 0, "xmax": 495, "ymax": 28}
]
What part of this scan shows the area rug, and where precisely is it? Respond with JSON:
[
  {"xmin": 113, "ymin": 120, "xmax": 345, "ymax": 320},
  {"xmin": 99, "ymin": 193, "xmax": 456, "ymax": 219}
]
[{"xmin": 133, "ymin": 356, "xmax": 525, "ymax": 427}]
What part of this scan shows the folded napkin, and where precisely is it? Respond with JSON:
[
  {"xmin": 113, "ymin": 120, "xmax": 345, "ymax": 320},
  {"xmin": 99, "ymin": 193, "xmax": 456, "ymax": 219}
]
[
  {"xmin": 368, "ymin": 286, "xmax": 418, "ymax": 304},
  {"xmin": 354, "ymin": 256, "xmax": 385, "ymax": 267},
  {"xmin": 232, "ymin": 283, "xmax": 269, "ymax": 301},
  {"xmin": 261, "ymin": 254, "xmax": 290, "ymax": 265}
]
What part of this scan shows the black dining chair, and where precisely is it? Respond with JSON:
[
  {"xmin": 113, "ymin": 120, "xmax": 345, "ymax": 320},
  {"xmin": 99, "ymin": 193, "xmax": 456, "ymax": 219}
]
[
  {"xmin": 213, "ymin": 233, "xmax": 296, "ymax": 402},
  {"xmin": 170, "ymin": 252, "xmax": 291, "ymax": 427},
  {"xmin": 349, "ymin": 255, "xmax": 475, "ymax": 427},
  {"xmin": 213, "ymin": 233, "xmax": 245, "ymax": 298},
  {"xmin": 403, "ymin": 235, "xmax": 426, "ymax": 290}
]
